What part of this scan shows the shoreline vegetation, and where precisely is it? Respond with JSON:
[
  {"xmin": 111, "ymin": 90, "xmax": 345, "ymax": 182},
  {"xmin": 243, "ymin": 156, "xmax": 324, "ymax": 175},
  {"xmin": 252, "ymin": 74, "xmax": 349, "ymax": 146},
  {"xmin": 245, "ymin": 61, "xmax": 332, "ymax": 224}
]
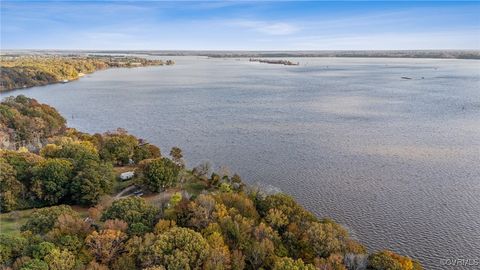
[
  {"xmin": 2, "ymin": 50, "xmax": 479, "ymax": 60},
  {"xmin": 0, "ymin": 95, "xmax": 423, "ymax": 270},
  {"xmin": 0, "ymin": 55, "xmax": 175, "ymax": 92},
  {"xmin": 4, "ymin": 49, "xmax": 477, "ymax": 59},
  {"xmin": 249, "ymin": 58, "xmax": 299, "ymax": 66},
  {"xmin": 206, "ymin": 50, "xmax": 480, "ymax": 59}
]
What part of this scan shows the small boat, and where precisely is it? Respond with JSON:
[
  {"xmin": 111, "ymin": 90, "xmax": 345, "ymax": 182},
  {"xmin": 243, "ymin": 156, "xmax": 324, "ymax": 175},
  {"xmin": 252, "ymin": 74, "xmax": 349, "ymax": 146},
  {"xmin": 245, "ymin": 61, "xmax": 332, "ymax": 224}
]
[
  {"xmin": 401, "ymin": 76, "xmax": 412, "ymax": 80},
  {"xmin": 62, "ymin": 79, "xmax": 69, "ymax": 83}
]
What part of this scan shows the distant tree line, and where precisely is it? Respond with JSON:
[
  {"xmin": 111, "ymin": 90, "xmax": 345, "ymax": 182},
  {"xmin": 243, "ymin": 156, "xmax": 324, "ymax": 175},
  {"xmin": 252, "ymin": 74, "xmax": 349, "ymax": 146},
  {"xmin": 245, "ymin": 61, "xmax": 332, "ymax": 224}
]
[{"xmin": 0, "ymin": 55, "xmax": 175, "ymax": 92}]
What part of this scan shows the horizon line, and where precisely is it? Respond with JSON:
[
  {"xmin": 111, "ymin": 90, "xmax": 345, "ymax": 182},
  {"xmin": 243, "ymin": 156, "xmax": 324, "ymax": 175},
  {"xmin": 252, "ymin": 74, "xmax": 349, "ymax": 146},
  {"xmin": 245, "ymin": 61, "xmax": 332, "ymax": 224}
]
[{"xmin": 2, "ymin": 49, "xmax": 480, "ymax": 52}]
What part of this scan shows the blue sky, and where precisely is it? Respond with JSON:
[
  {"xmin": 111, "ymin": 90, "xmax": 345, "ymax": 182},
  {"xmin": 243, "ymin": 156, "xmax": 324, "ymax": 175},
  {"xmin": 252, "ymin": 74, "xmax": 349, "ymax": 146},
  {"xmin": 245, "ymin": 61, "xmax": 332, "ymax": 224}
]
[{"xmin": 1, "ymin": 1, "xmax": 479, "ymax": 50}]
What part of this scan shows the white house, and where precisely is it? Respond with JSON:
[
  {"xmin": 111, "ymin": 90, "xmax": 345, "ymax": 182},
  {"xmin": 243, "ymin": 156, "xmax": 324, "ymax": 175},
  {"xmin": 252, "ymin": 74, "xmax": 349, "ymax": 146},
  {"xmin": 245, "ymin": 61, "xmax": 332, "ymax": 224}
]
[{"xmin": 120, "ymin": 171, "xmax": 135, "ymax": 181}]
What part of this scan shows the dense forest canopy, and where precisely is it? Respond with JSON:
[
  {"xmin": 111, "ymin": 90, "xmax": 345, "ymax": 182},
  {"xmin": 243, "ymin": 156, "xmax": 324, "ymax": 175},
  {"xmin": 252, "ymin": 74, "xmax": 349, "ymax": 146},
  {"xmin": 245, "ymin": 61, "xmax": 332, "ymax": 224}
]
[
  {"xmin": 0, "ymin": 55, "xmax": 174, "ymax": 92},
  {"xmin": 0, "ymin": 96, "xmax": 422, "ymax": 270},
  {"xmin": 0, "ymin": 95, "xmax": 67, "ymax": 150}
]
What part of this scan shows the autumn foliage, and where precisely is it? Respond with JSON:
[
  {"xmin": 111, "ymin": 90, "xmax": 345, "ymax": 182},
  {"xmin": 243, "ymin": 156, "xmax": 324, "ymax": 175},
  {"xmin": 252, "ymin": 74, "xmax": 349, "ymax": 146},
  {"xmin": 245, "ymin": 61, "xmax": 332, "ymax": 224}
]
[{"xmin": 0, "ymin": 97, "xmax": 422, "ymax": 270}]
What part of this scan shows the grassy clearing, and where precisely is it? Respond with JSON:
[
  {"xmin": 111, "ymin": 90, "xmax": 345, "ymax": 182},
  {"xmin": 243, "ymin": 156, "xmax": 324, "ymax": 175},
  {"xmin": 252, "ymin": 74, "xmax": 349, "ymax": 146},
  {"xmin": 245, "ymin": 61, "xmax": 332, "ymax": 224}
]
[
  {"xmin": 0, "ymin": 206, "xmax": 89, "ymax": 236},
  {"xmin": 0, "ymin": 209, "xmax": 34, "ymax": 235}
]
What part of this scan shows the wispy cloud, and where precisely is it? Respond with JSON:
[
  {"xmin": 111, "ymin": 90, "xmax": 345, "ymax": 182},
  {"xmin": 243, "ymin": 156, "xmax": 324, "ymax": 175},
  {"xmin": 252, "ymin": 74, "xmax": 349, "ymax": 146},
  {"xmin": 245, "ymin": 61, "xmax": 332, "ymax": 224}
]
[
  {"xmin": 289, "ymin": 29, "xmax": 480, "ymax": 50},
  {"xmin": 231, "ymin": 20, "xmax": 299, "ymax": 35},
  {"xmin": 1, "ymin": 1, "xmax": 479, "ymax": 50}
]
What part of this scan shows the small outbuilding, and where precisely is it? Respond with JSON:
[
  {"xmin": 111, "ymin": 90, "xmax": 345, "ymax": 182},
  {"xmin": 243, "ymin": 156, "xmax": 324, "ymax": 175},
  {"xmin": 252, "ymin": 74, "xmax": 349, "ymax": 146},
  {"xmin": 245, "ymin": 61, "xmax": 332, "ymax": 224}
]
[{"xmin": 120, "ymin": 171, "xmax": 135, "ymax": 181}]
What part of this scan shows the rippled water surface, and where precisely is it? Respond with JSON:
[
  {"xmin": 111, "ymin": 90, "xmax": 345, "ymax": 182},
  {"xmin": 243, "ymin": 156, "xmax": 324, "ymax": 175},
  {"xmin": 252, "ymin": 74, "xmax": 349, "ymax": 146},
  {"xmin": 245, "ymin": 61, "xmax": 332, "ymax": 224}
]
[{"xmin": 4, "ymin": 57, "xmax": 480, "ymax": 269}]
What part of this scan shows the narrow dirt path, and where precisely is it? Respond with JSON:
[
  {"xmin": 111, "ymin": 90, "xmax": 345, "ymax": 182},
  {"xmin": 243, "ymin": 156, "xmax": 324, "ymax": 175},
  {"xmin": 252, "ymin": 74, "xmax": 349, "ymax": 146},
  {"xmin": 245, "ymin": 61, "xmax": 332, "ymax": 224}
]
[{"xmin": 114, "ymin": 185, "xmax": 137, "ymax": 200}]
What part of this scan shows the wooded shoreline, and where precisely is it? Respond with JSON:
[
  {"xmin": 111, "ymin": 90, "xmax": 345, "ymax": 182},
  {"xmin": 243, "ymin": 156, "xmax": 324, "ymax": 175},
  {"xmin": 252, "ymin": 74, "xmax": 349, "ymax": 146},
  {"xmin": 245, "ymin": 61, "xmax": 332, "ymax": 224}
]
[
  {"xmin": 0, "ymin": 55, "xmax": 175, "ymax": 92},
  {"xmin": 0, "ymin": 95, "xmax": 423, "ymax": 270}
]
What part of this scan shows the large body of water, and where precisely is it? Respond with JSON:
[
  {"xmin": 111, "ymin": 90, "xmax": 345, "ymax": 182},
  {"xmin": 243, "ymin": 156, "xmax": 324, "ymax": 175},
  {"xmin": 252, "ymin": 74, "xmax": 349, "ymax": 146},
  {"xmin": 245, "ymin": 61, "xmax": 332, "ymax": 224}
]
[{"xmin": 4, "ymin": 57, "xmax": 480, "ymax": 269}]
